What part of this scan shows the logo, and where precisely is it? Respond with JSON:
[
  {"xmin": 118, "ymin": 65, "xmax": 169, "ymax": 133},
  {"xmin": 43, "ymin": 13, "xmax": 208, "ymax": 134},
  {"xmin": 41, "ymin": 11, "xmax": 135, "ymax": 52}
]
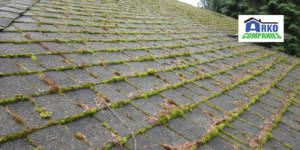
[{"xmin": 239, "ymin": 15, "xmax": 284, "ymax": 42}]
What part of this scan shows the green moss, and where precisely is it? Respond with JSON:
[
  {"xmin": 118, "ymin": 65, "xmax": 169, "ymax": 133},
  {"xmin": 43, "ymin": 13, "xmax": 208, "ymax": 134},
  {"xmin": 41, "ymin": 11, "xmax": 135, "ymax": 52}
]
[
  {"xmin": 157, "ymin": 113, "xmax": 170, "ymax": 125},
  {"xmin": 0, "ymin": 129, "xmax": 32, "ymax": 144},
  {"xmin": 33, "ymin": 146, "xmax": 42, "ymax": 150},
  {"xmin": 110, "ymin": 100, "xmax": 129, "ymax": 108},
  {"xmin": 221, "ymin": 130, "xmax": 249, "ymax": 146},
  {"xmin": 239, "ymin": 131, "xmax": 248, "ymax": 137},
  {"xmin": 283, "ymin": 143, "xmax": 294, "ymax": 149},
  {"xmin": 178, "ymin": 72, "xmax": 186, "ymax": 78},
  {"xmin": 101, "ymin": 123, "xmax": 117, "ymax": 134},
  {"xmin": 170, "ymin": 108, "xmax": 184, "ymax": 118},
  {"xmin": 113, "ymin": 71, "xmax": 122, "ymax": 76},
  {"xmin": 238, "ymin": 118, "xmax": 260, "ymax": 129},
  {"xmin": 59, "ymin": 108, "xmax": 97, "ymax": 124},
  {"xmin": 74, "ymin": 133, "xmax": 85, "ymax": 141},
  {"xmin": 26, "ymin": 136, "xmax": 36, "ymax": 147},
  {"xmin": 134, "ymin": 124, "xmax": 154, "ymax": 135},
  {"xmin": 0, "ymin": 31, "xmax": 292, "ymax": 148},
  {"xmin": 40, "ymin": 111, "xmax": 52, "ymax": 118},
  {"xmin": 99, "ymin": 143, "xmax": 114, "ymax": 150},
  {"xmin": 126, "ymin": 114, "xmax": 138, "ymax": 122},
  {"xmin": 201, "ymin": 133, "xmax": 212, "ymax": 144},
  {"xmin": 0, "ymin": 95, "xmax": 28, "ymax": 105}
]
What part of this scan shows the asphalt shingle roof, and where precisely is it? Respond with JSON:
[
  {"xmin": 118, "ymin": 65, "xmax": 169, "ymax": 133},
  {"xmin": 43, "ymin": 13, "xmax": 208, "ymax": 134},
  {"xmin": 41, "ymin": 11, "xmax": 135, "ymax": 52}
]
[{"xmin": 0, "ymin": 0, "xmax": 300, "ymax": 149}]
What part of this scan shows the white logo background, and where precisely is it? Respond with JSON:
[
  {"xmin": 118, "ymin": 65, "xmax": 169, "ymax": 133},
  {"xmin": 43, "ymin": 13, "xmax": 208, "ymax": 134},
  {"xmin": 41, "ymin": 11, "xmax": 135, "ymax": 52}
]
[{"xmin": 238, "ymin": 15, "xmax": 284, "ymax": 42}]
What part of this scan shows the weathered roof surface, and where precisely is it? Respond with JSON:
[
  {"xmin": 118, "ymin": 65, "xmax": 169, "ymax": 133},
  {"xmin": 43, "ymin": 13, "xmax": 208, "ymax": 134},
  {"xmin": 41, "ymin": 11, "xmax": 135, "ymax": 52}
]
[{"xmin": 0, "ymin": 0, "xmax": 300, "ymax": 149}]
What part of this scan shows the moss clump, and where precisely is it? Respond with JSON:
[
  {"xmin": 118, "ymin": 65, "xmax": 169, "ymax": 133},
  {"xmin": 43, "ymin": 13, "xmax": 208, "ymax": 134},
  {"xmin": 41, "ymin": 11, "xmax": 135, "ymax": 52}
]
[
  {"xmin": 113, "ymin": 71, "xmax": 121, "ymax": 75},
  {"xmin": 33, "ymin": 146, "xmax": 41, "ymax": 150},
  {"xmin": 110, "ymin": 100, "xmax": 128, "ymax": 108},
  {"xmin": 26, "ymin": 136, "xmax": 36, "ymax": 147},
  {"xmin": 0, "ymin": 95, "xmax": 28, "ymax": 105},
  {"xmin": 74, "ymin": 133, "xmax": 85, "ymax": 140},
  {"xmin": 170, "ymin": 108, "xmax": 184, "ymax": 118},
  {"xmin": 36, "ymin": 107, "xmax": 52, "ymax": 118},
  {"xmin": 126, "ymin": 114, "xmax": 138, "ymax": 122},
  {"xmin": 147, "ymin": 68, "xmax": 155, "ymax": 74},
  {"xmin": 10, "ymin": 113, "xmax": 26, "ymax": 126},
  {"xmin": 167, "ymin": 99, "xmax": 178, "ymax": 106},
  {"xmin": 134, "ymin": 126, "xmax": 152, "ymax": 135},
  {"xmin": 162, "ymin": 78, "xmax": 168, "ymax": 82},
  {"xmin": 49, "ymin": 84, "xmax": 60, "ymax": 93},
  {"xmin": 282, "ymin": 143, "xmax": 293, "ymax": 149},
  {"xmin": 157, "ymin": 113, "xmax": 170, "ymax": 125},
  {"xmin": 76, "ymin": 102, "xmax": 86, "ymax": 108},
  {"xmin": 101, "ymin": 123, "xmax": 117, "ymax": 134},
  {"xmin": 97, "ymin": 92, "xmax": 110, "ymax": 102},
  {"xmin": 154, "ymin": 73, "xmax": 161, "ymax": 78},
  {"xmin": 31, "ymin": 56, "xmax": 37, "ymax": 61},
  {"xmin": 60, "ymin": 108, "xmax": 97, "ymax": 124},
  {"xmin": 40, "ymin": 111, "xmax": 52, "ymax": 118},
  {"xmin": 0, "ymin": 129, "xmax": 32, "ymax": 144},
  {"xmin": 178, "ymin": 72, "xmax": 186, "ymax": 78}
]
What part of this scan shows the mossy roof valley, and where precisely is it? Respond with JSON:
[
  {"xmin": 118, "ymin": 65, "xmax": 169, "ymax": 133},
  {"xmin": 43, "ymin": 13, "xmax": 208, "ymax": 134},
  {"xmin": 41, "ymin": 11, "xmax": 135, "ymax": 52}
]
[{"xmin": 0, "ymin": 0, "xmax": 300, "ymax": 149}]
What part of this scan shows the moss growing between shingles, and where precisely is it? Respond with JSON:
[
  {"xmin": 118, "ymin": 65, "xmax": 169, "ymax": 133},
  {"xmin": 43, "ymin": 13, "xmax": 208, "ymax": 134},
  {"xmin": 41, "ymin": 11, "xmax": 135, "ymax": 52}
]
[
  {"xmin": 164, "ymin": 124, "xmax": 191, "ymax": 141},
  {"xmin": 255, "ymin": 63, "xmax": 300, "ymax": 148},
  {"xmin": 205, "ymin": 102, "xmax": 227, "ymax": 114},
  {"xmin": 26, "ymin": 136, "xmax": 37, "ymax": 147},
  {"xmin": 74, "ymin": 133, "xmax": 90, "ymax": 145},
  {"xmin": 124, "ymin": 79, "xmax": 141, "ymax": 91},
  {"xmin": 110, "ymin": 100, "xmax": 131, "ymax": 108},
  {"xmin": 247, "ymin": 109, "xmax": 268, "ymax": 121},
  {"xmin": 60, "ymin": 83, "xmax": 93, "ymax": 93},
  {"xmin": 220, "ymin": 130, "xmax": 249, "ymax": 146},
  {"xmin": 59, "ymin": 108, "xmax": 97, "ymax": 124},
  {"xmin": 0, "ymin": 44, "xmax": 251, "ymax": 79},
  {"xmin": 237, "ymin": 117, "xmax": 260, "ymax": 129},
  {"xmin": 88, "ymin": 71, "xmax": 99, "ymax": 78},
  {"xmin": 112, "ymin": 70, "xmax": 122, "ymax": 76},
  {"xmin": 140, "ymin": 50, "xmax": 274, "ymax": 107},
  {"xmin": 14, "ymin": 62, "xmax": 27, "ymax": 70},
  {"xmin": 170, "ymin": 108, "xmax": 185, "ymax": 118},
  {"xmin": 185, "ymin": 58, "xmax": 298, "ymax": 149},
  {"xmin": 177, "ymin": 72, "xmax": 186, "ymax": 78},
  {"xmin": 257, "ymin": 99, "xmax": 277, "ymax": 109},
  {"xmin": 0, "ymin": 129, "xmax": 33, "ymax": 144},
  {"xmin": 0, "ymin": 95, "xmax": 28, "ymax": 105},
  {"xmin": 99, "ymin": 143, "xmax": 114, "ymax": 150},
  {"xmin": 0, "ymin": 45, "xmax": 283, "ymax": 147},
  {"xmin": 134, "ymin": 124, "xmax": 155, "ymax": 136},
  {"xmin": 101, "ymin": 123, "xmax": 118, "ymax": 135},
  {"xmin": 218, "ymin": 134, "xmax": 247, "ymax": 149},
  {"xmin": 156, "ymin": 113, "xmax": 170, "ymax": 125},
  {"xmin": 282, "ymin": 143, "xmax": 294, "ymax": 149},
  {"xmin": 31, "ymin": 55, "xmax": 37, "ymax": 61},
  {"xmin": 164, "ymin": 99, "xmax": 177, "ymax": 106},
  {"xmin": 259, "ymin": 131, "xmax": 272, "ymax": 146},
  {"xmin": 125, "ymin": 114, "xmax": 138, "ymax": 122},
  {"xmin": 130, "ymin": 102, "xmax": 152, "ymax": 116},
  {"xmin": 32, "ymin": 146, "xmax": 42, "ymax": 150},
  {"xmin": 102, "ymin": 76, "xmax": 125, "ymax": 84}
]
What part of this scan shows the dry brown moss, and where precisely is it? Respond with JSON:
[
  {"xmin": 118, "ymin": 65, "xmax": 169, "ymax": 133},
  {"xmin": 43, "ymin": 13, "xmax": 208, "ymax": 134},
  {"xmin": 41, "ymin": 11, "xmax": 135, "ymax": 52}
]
[{"xmin": 10, "ymin": 113, "xmax": 26, "ymax": 126}]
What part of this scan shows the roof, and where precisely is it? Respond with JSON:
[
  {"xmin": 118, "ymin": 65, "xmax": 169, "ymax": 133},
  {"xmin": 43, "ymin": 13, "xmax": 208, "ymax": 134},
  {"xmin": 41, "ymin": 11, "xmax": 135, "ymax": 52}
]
[
  {"xmin": 244, "ymin": 17, "xmax": 278, "ymax": 24},
  {"xmin": 0, "ymin": 0, "xmax": 300, "ymax": 149}
]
